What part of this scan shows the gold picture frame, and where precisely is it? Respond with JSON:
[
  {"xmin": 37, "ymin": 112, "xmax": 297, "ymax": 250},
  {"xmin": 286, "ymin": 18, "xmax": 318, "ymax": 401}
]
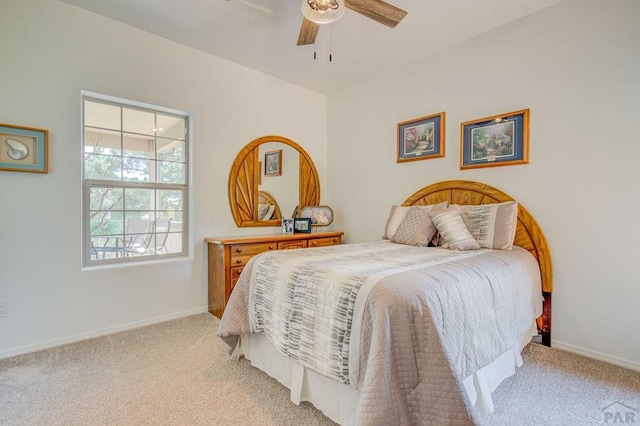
[
  {"xmin": 397, "ymin": 112, "xmax": 445, "ymax": 163},
  {"xmin": 460, "ymin": 109, "xmax": 529, "ymax": 170}
]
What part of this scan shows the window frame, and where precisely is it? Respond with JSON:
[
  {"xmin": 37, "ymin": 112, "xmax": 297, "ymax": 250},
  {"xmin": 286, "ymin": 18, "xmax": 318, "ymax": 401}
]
[{"xmin": 81, "ymin": 92, "xmax": 191, "ymax": 268}]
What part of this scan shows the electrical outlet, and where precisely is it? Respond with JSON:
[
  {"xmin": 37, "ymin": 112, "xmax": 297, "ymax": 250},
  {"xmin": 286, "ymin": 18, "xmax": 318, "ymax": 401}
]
[{"xmin": 0, "ymin": 301, "xmax": 7, "ymax": 317}]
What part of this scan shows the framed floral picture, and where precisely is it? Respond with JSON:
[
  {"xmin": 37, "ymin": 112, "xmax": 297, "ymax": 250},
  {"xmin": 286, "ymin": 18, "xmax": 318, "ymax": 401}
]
[
  {"xmin": 397, "ymin": 112, "xmax": 445, "ymax": 163},
  {"xmin": 460, "ymin": 109, "xmax": 529, "ymax": 170},
  {"xmin": 264, "ymin": 150, "xmax": 282, "ymax": 176}
]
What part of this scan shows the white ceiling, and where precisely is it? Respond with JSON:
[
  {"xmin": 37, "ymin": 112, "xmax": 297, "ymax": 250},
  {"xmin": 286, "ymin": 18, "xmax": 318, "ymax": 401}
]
[{"xmin": 60, "ymin": 0, "xmax": 565, "ymax": 95}]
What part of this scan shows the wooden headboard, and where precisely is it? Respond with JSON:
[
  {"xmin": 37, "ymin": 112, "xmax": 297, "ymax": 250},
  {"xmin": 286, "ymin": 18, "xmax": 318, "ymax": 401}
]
[{"xmin": 403, "ymin": 180, "xmax": 553, "ymax": 345}]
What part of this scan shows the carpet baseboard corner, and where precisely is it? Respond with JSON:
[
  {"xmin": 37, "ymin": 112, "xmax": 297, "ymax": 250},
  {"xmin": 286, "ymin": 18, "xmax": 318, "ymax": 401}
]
[
  {"xmin": 0, "ymin": 306, "xmax": 210, "ymax": 361},
  {"xmin": 551, "ymin": 340, "xmax": 640, "ymax": 372}
]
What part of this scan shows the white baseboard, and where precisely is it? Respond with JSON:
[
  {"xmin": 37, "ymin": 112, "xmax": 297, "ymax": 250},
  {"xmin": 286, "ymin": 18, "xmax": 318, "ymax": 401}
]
[
  {"xmin": 0, "ymin": 306, "xmax": 210, "ymax": 361},
  {"xmin": 552, "ymin": 340, "xmax": 640, "ymax": 372}
]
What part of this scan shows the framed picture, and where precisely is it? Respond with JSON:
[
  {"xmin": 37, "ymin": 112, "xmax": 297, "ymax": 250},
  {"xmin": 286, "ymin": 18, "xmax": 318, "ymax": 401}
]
[
  {"xmin": 264, "ymin": 149, "xmax": 282, "ymax": 177},
  {"xmin": 0, "ymin": 123, "xmax": 49, "ymax": 173},
  {"xmin": 293, "ymin": 218, "xmax": 312, "ymax": 234},
  {"xmin": 397, "ymin": 112, "xmax": 445, "ymax": 163},
  {"xmin": 300, "ymin": 205, "xmax": 334, "ymax": 227},
  {"xmin": 282, "ymin": 218, "xmax": 294, "ymax": 235},
  {"xmin": 460, "ymin": 109, "xmax": 529, "ymax": 170}
]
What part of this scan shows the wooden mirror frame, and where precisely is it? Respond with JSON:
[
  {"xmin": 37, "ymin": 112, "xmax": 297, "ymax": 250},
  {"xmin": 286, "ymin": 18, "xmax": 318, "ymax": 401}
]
[{"xmin": 228, "ymin": 135, "xmax": 320, "ymax": 227}]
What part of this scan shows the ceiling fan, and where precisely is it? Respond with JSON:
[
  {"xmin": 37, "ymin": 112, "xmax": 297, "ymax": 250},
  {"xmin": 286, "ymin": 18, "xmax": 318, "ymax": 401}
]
[{"xmin": 297, "ymin": 0, "xmax": 407, "ymax": 46}]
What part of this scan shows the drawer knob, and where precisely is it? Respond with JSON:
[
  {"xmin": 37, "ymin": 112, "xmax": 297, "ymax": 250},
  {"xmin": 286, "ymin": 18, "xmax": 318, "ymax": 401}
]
[
  {"xmin": 269, "ymin": 245, "xmax": 274, "ymax": 250},
  {"xmin": 311, "ymin": 241, "xmax": 317, "ymax": 246},
  {"xmin": 333, "ymin": 238, "xmax": 338, "ymax": 243},
  {"xmin": 235, "ymin": 248, "xmax": 242, "ymax": 253},
  {"xmin": 236, "ymin": 259, "xmax": 242, "ymax": 264}
]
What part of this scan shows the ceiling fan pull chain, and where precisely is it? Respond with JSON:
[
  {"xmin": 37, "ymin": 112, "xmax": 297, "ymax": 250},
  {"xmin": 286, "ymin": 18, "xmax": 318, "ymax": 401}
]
[
  {"xmin": 314, "ymin": 40, "xmax": 317, "ymax": 60},
  {"xmin": 329, "ymin": 24, "xmax": 333, "ymax": 62}
]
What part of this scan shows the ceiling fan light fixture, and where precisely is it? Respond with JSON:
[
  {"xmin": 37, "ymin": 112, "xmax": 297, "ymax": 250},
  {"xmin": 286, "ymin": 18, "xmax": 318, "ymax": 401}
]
[{"xmin": 302, "ymin": 0, "xmax": 345, "ymax": 25}]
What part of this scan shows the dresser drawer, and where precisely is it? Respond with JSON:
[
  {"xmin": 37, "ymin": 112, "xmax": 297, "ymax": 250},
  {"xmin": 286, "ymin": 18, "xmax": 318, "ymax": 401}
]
[
  {"xmin": 231, "ymin": 242, "xmax": 276, "ymax": 256},
  {"xmin": 230, "ymin": 242, "xmax": 276, "ymax": 267},
  {"xmin": 231, "ymin": 266, "xmax": 244, "ymax": 280},
  {"xmin": 231, "ymin": 266, "xmax": 244, "ymax": 290},
  {"xmin": 278, "ymin": 240, "xmax": 308, "ymax": 250},
  {"xmin": 308, "ymin": 236, "xmax": 342, "ymax": 248}
]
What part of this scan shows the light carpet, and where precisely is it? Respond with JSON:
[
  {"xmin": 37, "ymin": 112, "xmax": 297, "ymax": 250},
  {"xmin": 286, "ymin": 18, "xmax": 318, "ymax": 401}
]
[{"xmin": 1, "ymin": 313, "xmax": 638, "ymax": 425}]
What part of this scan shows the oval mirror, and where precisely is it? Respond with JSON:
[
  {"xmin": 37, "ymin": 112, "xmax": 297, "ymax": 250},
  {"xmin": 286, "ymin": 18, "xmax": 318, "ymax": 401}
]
[{"xmin": 228, "ymin": 135, "xmax": 320, "ymax": 227}]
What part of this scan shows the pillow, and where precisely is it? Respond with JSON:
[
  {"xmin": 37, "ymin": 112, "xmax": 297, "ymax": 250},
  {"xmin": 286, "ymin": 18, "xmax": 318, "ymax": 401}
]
[
  {"xmin": 430, "ymin": 209, "xmax": 481, "ymax": 251},
  {"xmin": 382, "ymin": 201, "xmax": 447, "ymax": 239},
  {"xmin": 258, "ymin": 204, "xmax": 275, "ymax": 221},
  {"xmin": 258, "ymin": 204, "xmax": 270, "ymax": 220},
  {"xmin": 454, "ymin": 201, "xmax": 518, "ymax": 250},
  {"xmin": 390, "ymin": 206, "xmax": 438, "ymax": 246}
]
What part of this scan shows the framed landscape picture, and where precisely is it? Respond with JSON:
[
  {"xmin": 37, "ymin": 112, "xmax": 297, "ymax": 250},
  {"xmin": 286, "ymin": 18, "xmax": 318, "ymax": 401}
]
[
  {"xmin": 460, "ymin": 109, "xmax": 529, "ymax": 170},
  {"xmin": 397, "ymin": 112, "xmax": 445, "ymax": 163}
]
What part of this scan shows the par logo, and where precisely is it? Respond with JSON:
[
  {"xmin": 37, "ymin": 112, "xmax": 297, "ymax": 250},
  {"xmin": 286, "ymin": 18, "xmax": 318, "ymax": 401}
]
[{"xmin": 601, "ymin": 400, "xmax": 637, "ymax": 424}]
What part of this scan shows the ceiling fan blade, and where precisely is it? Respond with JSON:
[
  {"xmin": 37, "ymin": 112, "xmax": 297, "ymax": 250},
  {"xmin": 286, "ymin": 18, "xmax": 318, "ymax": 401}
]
[
  {"xmin": 344, "ymin": 0, "xmax": 407, "ymax": 28},
  {"xmin": 297, "ymin": 18, "xmax": 320, "ymax": 46}
]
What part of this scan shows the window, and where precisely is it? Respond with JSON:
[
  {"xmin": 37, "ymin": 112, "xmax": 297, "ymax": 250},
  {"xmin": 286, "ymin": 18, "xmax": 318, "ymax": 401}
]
[{"xmin": 82, "ymin": 94, "xmax": 189, "ymax": 266}]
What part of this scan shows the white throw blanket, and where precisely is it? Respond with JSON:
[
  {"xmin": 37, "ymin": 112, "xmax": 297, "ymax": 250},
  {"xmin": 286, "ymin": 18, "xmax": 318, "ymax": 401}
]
[{"xmin": 218, "ymin": 241, "xmax": 542, "ymax": 425}]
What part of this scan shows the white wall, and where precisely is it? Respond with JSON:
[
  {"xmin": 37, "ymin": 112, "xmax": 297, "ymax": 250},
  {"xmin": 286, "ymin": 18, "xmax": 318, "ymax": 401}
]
[
  {"xmin": 327, "ymin": 0, "xmax": 640, "ymax": 369},
  {"xmin": 0, "ymin": 0, "xmax": 327, "ymax": 357}
]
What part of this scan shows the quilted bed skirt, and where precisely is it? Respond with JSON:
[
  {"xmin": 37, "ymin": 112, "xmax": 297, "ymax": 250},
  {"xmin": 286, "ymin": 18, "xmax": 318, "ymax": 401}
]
[{"xmin": 236, "ymin": 322, "xmax": 538, "ymax": 425}]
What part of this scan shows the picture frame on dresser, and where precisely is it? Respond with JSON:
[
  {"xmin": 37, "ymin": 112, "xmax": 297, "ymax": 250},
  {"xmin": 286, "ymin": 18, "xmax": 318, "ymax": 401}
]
[
  {"xmin": 460, "ymin": 108, "xmax": 529, "ymax": 170},
  {"xmin": 293, "ymin": 218, "xmax": 312, "ymax": 233},
  {"xmin": 282, "ymin": 218, "xmax": 294, "ymax": 235},
  {"xmin": 300, "ymin": 205, "xmax": 334, "ymax": 227}
]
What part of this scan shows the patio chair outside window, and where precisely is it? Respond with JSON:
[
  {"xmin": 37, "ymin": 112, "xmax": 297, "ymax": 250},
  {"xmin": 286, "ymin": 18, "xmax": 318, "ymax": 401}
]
[{"xmin": 125, "ymin": 218, "xmax": 172, "ymax": 256}]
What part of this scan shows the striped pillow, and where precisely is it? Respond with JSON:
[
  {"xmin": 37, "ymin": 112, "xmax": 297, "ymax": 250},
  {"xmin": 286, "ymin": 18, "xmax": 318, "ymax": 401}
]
[
  {"xmin": 454, "ymin": 201, "xmax": 518, "ymax": 250},
  {"xmin": 390, "ymin": 206, "xmax": 438, "ymax": 246},
  {"xmin": 382, "ymin": 201, "xmax": 448, "ymax": 239},
  {"xmin": 430, "ymin": 209, "xmax": 481, "ymax": 251}
]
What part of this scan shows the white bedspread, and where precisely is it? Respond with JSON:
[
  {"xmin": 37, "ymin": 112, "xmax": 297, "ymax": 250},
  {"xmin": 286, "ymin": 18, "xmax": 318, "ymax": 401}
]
[{"xmin": 218, "ymin": 241, "xmax": 542, "ymax": 425}]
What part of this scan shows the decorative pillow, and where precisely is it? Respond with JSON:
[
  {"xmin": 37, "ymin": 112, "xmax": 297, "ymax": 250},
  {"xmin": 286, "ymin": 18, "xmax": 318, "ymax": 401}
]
[
  {"xmin": 454, "ymin": 201, "xmax": 518, "ymax": 250},
  {"xmin": 382, "ymin": 201, "xmax": 447, "ymax": 239},
  {"xmin": 258, "ymin": 204, "xmax": 275, "ymax": 221},
  {"xmin": 390, "ymin": 207, "xmax": 438, "ymax": 246},
  {"xmin": 258, "ymin": 204, "xmax": 270, "ymax": 220},
  {"xmin": 430, "ymin": 209, "xmax": 481, "ymax": 251}
]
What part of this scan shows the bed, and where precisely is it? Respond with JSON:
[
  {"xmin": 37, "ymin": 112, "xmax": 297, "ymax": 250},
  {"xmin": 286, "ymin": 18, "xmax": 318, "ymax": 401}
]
[{"xmin": 217, "ymin": 180, "xmax": 552, "ymax": 425}]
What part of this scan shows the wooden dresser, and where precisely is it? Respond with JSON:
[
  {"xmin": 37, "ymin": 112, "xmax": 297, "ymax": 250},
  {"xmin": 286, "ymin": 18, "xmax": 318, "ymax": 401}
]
[{"xmin": 206, "ymin": 231, "xmax": 344, "ymax": 318}]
